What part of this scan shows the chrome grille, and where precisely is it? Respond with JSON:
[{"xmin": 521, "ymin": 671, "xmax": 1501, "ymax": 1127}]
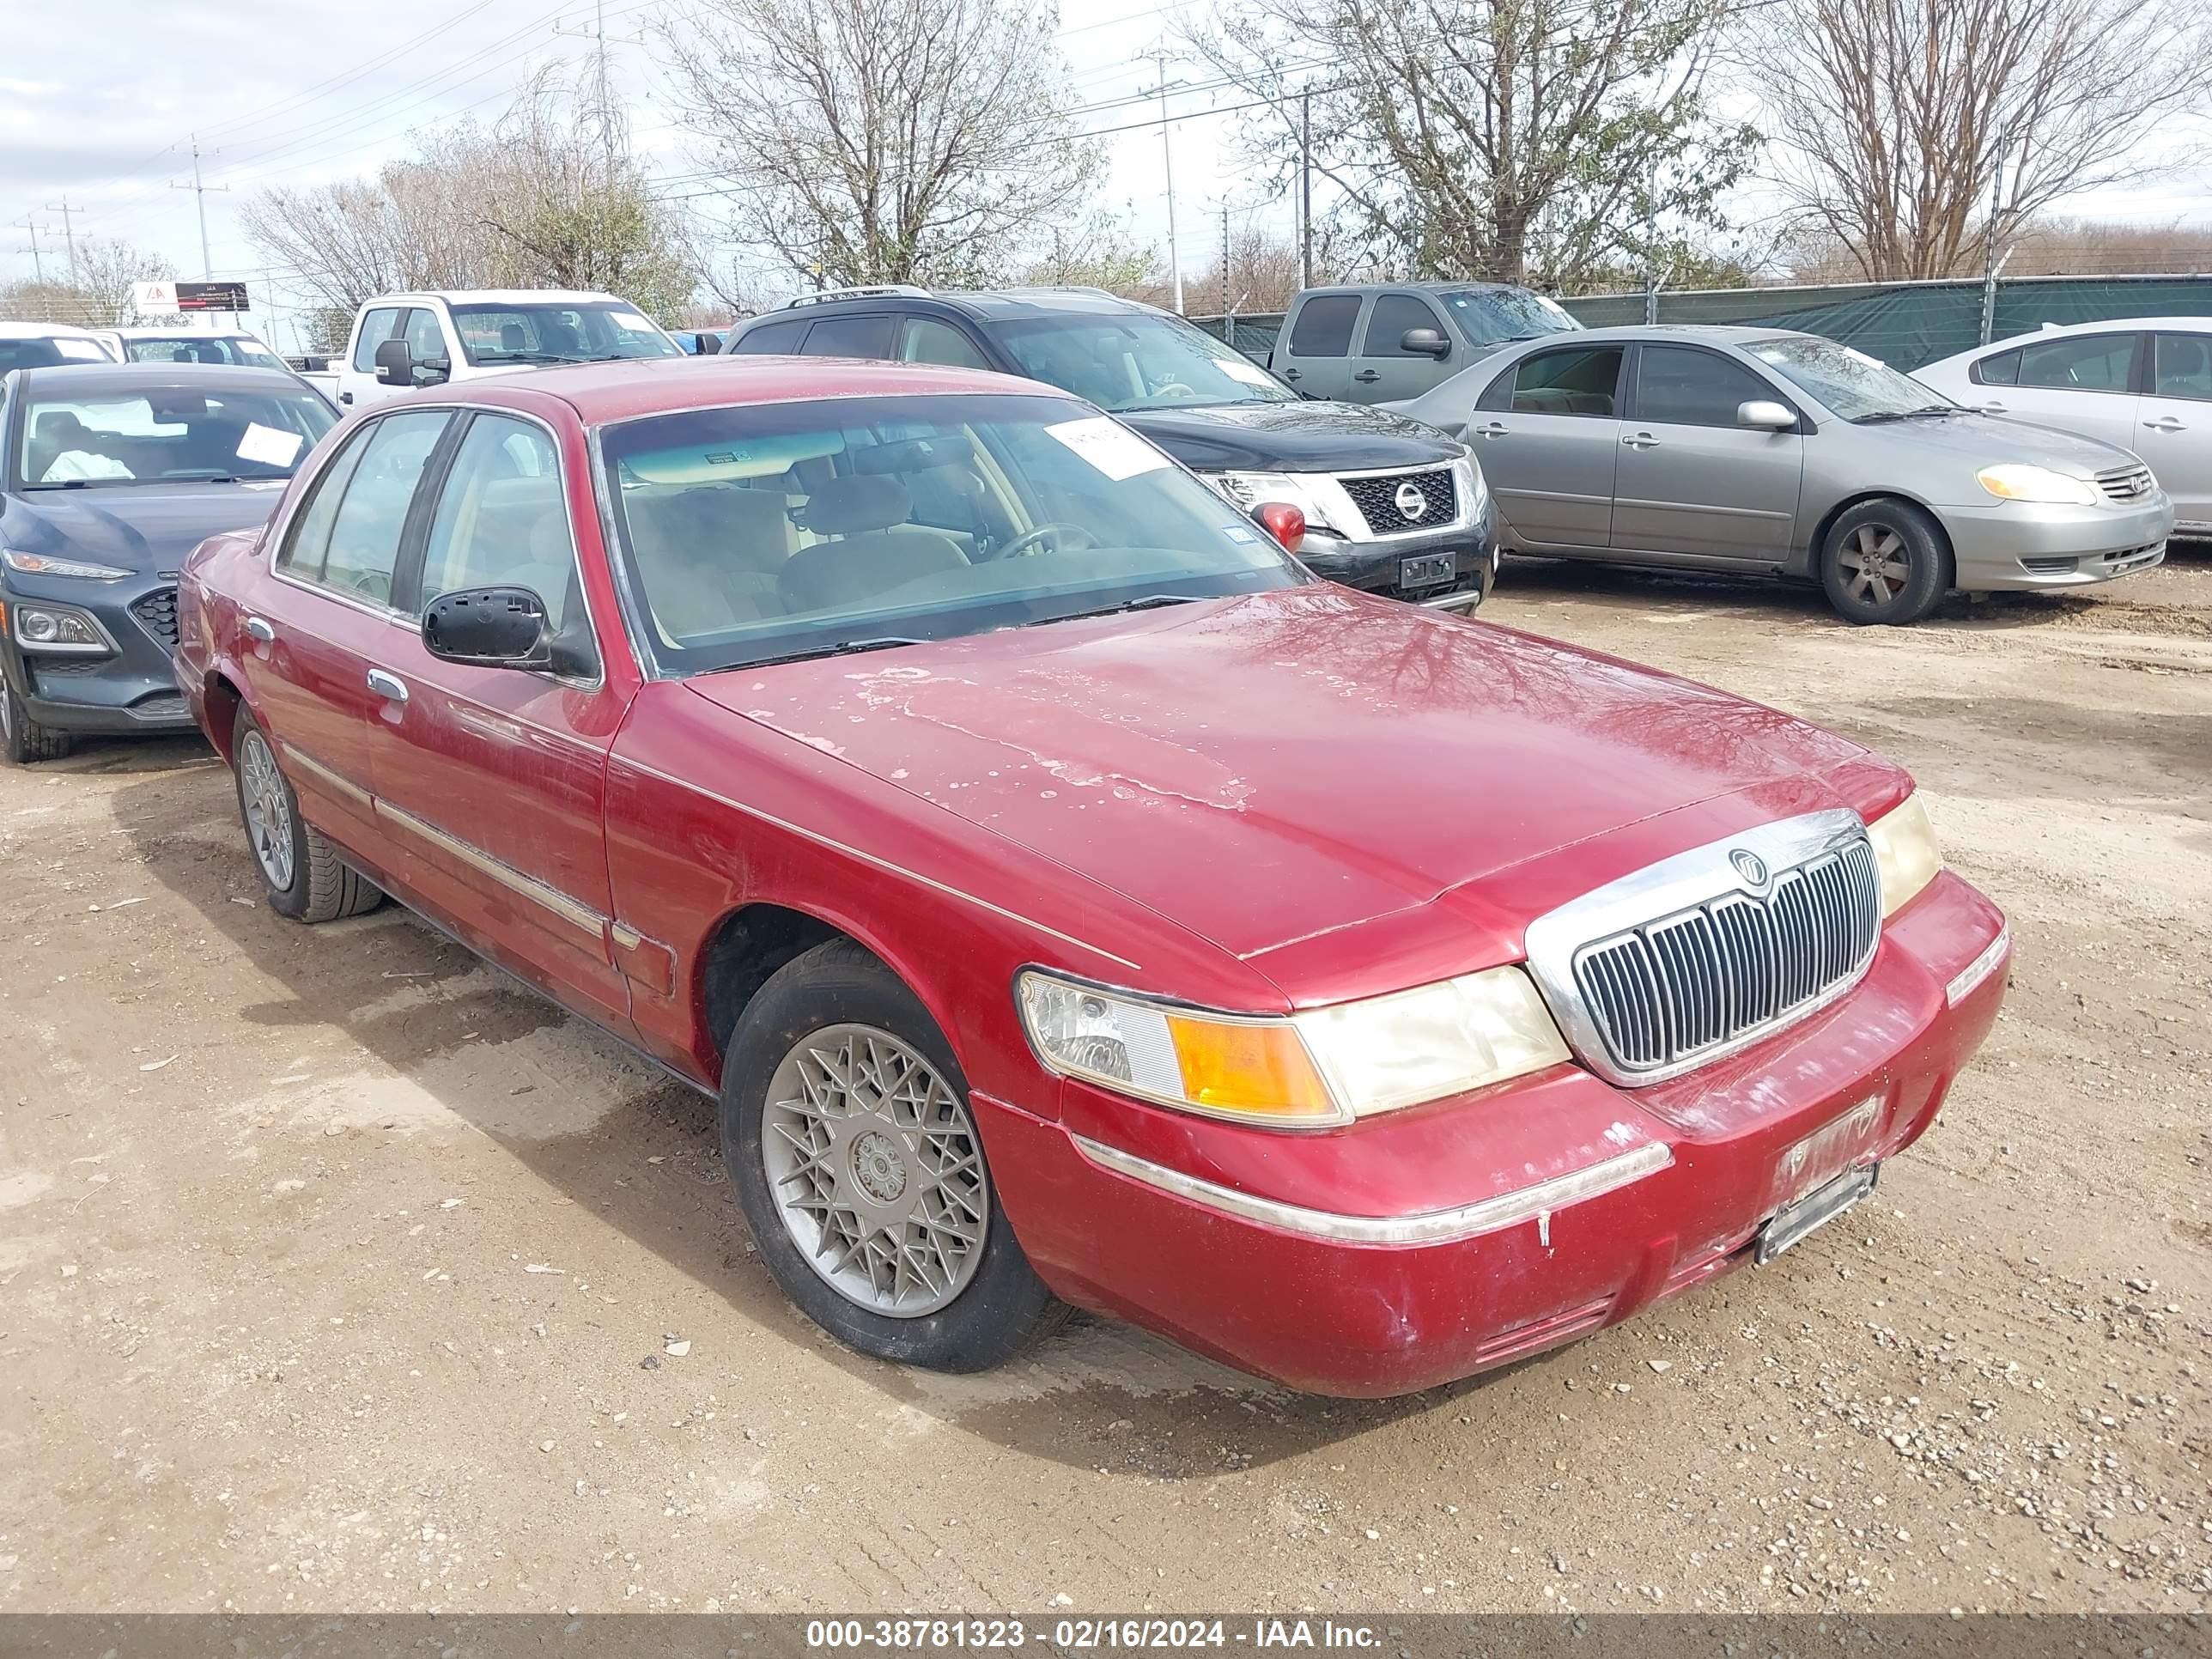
[
  {"xmin": 2095, "ymin": 464, "xmax": 2155, "ymax": 503},
  {"xmin": 1565, "ymin": 836, "xmax": 1881, "ymax": 1078},
  {"xmin": 1339, "ymin": 466, "xmax": 1459, "ymax": 535}
]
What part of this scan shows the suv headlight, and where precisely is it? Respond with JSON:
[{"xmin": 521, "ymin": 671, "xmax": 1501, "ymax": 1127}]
[
  {"xmin": 1017, "ymin": 967, "xmax": 1569, "ymax": 1128},
  {"xmin": 2, "ymin": 547, "xmax": 132, "ymax": 581},
  {"xmin": 1207, "ymin": 471, "xmax": 1346, "ymax": 538},
  {"xmin": 9, "ymin": 600, "xmax": 112, "ymax": 653},
  {"xmin": 1868, "ymin": 793, "xmax": 1942, "ymax": 917},
  {"xmin": 1977, "ymin": 465, "xmax": 2098, "ymax": 506}
]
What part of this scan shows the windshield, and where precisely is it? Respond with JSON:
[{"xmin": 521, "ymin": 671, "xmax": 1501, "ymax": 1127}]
[
  {"xmin": 124, "ymin": 335, "xmax": 289, "ymax": 370},
  {"xmin": 1437, "ymin": 289, "xmax": 1582, "ymax": 349},
  {"xmin": 451, "ymin": 301, "xmax": 678, "ymax": 366},
  {"xmin": 15, "ymin": 384, "xmax": 338, "ymax": 489},
  {"xmin": 1746, "ymin": 336, "xmax": 1954, "ymax": 422},
  {"xmin": 599, "ymin": 392, "xmax": 1301, "ymax": 674},
  {"xmin": 986, "ymin": 313, "xmax": 1297, "ymax": 412}
]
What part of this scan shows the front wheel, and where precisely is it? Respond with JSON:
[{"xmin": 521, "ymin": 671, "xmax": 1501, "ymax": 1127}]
[
  {"xmin": 2, "ymin": 677, "xmax": 70, "ymax": 764},
  {"xmin": 232, "ymin": 711, "xmax": 383, "ymax": 922},
  {"xmin": 721, "ymin": 939, "xmax": 1066, "ymax": 1372},
  {"xmin": 1819, "ymin": 500, "xmax": 1952, "ymax": 625}
]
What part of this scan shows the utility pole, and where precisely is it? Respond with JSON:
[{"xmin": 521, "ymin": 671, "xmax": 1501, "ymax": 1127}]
[
  {"xmin": 1156, "ymin": 45, "xmax": 1183, "ymax": 315},
  {"xmin": 1220, "ymin": 203, "xmax": 1230, "ymax": 331},
  {"xmin": 12, "ymin": 217, "xmax": 42, "ymax": 285},
  {"xmin": 172, "ymin": 135, "xmax": 232, "ymax": 326},
  {"xmin": 42, "ymin": 197, "xmax": 79, "ymax": 281},
  {"xmin": 1298, "ymin": 87, "xmax": 1313, "ymax": 291},
  {"xmin": 1980, "ymin": 131, "xmax": 2009, "ymax": 346},
  {"xmin": 597, "ymin": 0, "xmax": 614, "ymax": 184}
]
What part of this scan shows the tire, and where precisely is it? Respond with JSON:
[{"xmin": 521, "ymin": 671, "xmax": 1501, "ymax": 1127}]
[
  {"xmin": 720, "ymin": 939, "xmax": 1068, "ymax": 1373},
  {"xmin": 231, "ymin": 710, "xmax": 383, "ymax": 922},
  {"xmin": 2, "ymin": 677, "xmax": 71, "ymax": 764},
  {"xmin": 1819, "ymin": 499, "xmax": 1952, "ymax": 625}
]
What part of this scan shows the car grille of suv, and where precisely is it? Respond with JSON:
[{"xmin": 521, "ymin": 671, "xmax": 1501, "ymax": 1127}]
[
  {"xmin": 1339, "ymin": 466, "xmax": 1458, "ymax": 536},
  {"xmin": 1570, "ymin": 837, "xmax": 1881, "ymax": 1077},
  {"xmin": 131, "ymin": 586, "xmax": 179, "ymax": 651},
  {"xmin": 2095, "ymin": 465, "xmax": 2155, "ymax": 504}
]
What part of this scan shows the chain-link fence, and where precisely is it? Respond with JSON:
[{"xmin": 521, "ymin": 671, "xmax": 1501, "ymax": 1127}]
[{"xmin": 1192, "ymin": 271, "xmax": 2212, "ymax": 370}]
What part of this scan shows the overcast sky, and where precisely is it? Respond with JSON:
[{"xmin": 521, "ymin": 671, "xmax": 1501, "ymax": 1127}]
[{"xmin": 3, "ymin": 0, "xmax": 2208, "ymax": 351}]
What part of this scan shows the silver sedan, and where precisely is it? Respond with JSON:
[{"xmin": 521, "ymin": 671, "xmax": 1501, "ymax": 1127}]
[{"xmin": 1386, "ymin": 325, "xmax": 2174, "ymax": 623}]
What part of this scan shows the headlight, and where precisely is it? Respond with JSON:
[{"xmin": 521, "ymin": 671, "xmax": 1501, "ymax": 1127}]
[
  {"xmin": 10, "ymin": 601, "xmax": 111, "ymax": 653},
  {"xmin": 2, "ymin": 547, "xmax": 132, "ymax": 581},
  {"xmin": 1455, "ymin": 453, "xmax": 1487, "ymax": 511},
  {"xmin": 1017, "ymin": 966, "xmax": 1569, "ymax": 1127},
  {"xmin": 1976, "ymin": 465, "xmax": 2098, "ymax": 506},
  {"xmin": 1207, "ymin": 471, "xmax": 1346, "ymax": 537},
  {"xmin": 1868, "ymin": 793, "xmax": 1942, "ymax": 917}
]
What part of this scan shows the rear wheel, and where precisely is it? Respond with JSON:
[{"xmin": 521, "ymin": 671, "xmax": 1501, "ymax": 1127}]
[
  {"xmin": 1, "ymin": 678, "xmax": 70, "ymax": 764},
  {"xmin": 720, "ymin": 939, "xmax": 1067, "ymax": 1372},
  {"xmin": 1820, "ymin": 499, "xmax": 1951, "ymax": 625},
  {"xmin": 233, "ymin": 711, "xmax": 382, "ymax": 922}
]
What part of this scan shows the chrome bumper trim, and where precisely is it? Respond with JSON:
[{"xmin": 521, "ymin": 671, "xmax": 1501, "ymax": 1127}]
[{"xmin": 1070, "ymin": 1135, "xmax": 1672, "ymax": 1246}]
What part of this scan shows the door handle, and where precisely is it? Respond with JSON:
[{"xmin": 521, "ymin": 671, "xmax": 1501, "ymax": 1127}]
[
  {"xmin": 244, "ymin": 616, "xmax": 275, "ymax": 644},
  {"xmin": 338, "ymin": 391, "xmax": 355, "ymax": 405},
  {"xmin": 1352, "ymin": 370, "xmax": 1381, "ymax": 383},
  {"xmin": 1622, "ymin": 432, "xmax": 1661, "ymax": 448},
  {"xmin": 1281, "ymin": 367, "xmax": 1301, "ymax": 380},
  {"xmin": 1473, "ymin": 421, "xmax": 1509, "ymax": 439},
  {"xmin": 2143, "ymin": 416, "xmax": 2187, "ymax": 432},
  {"xmin": 1977, "ymin": 400, "xmax": 2006, "ymax": 413},
  {"xmin": 366, "ymin": 668, "xmax": 410, "ymax": 704}
]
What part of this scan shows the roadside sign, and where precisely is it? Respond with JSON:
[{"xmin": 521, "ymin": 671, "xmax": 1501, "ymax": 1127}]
[
  {"xmin": 178, "ymin": 281, "xmax": 251, "ymax": 312},
  {"xmin": 131, "ymin": 281, "xmax": 178, "ymax": 313}
]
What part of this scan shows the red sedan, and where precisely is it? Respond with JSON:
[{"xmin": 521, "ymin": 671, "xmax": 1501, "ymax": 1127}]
[{"xmin": 173, "ymin": 357, "xmax": 2011, "ymax": 1397}]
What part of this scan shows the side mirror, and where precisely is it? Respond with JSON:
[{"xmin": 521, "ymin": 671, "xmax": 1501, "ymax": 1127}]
[
  {"xmin": 422, "ymin": 586, "xmax": 553, "ymax": 670},
  {"xmin": 1253, "ymin": 501, "xmax": 1306, "ymax": 554},
  {"xmin": 373, "ymin": 337, "xmax": 412, "ymax": 386},
  {"xmin": 1738, "ymin": 399, "xmax": 1796, "ymax": 431},
  {"xmin": 1401, "ymin": 328, "xmax": 1451, "ymax": 358}
]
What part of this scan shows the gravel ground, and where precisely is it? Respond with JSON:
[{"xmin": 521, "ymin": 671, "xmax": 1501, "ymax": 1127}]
[{"xmin": 1, "ymin": 550, "xmax": 2206, "ymax": 1617}]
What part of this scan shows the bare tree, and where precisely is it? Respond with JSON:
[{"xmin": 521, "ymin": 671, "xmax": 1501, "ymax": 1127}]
[
  {"xmin": 1184, "ymin": 0, "xmax": 1760, "ymax": 289},
  {"xmin": 0, "ymin": 239, "xmax": 176, "ymax": 325},
  {"xmin": 659, "ymin": 0, "xmax": 1104, "ymax": 289},
  {"xmin": 1018, "ymin": 209, "xmax": 1166, "ymax": 297},
  {"xmin": 1748, "ymin": 0, "xmax": 2212, "ymax": 281}
]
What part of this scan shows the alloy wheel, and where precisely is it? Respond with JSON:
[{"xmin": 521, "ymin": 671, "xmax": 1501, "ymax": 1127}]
[
  {"xmin": 761, "ymin": 1023, "xmax": 988, "ymax": 1317},
  {"xmin": 1840, "ymin": 524, "xmax": 1910, "ymax": 607},
  {"xmin": 238, "ymin": 730, "xmax": 295, "ymax": 890}
]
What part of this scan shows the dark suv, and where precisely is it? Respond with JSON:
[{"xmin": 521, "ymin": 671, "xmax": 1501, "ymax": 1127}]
[{"xmin": 724, "ymin": 287, "xmax": 1497, "ymax": 609}]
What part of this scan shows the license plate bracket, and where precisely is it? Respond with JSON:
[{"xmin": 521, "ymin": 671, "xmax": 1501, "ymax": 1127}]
[
  {"xmin": 1400, "ymin": 552, "xmax": 1456, "ymax": 589},
  {"xmin": 1756, "ymin": 1164, "xmax": 1878, "ymax": 1264}
]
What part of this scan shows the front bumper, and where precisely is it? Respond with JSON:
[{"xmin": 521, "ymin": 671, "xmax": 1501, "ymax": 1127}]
[
  {"xmin": 979, "ymin": 869, "xmax": 2008, "ymax": 1397},
  {"xmin": 1297, "ymin": 496, "xmax": 1500, "ymax": 606},
  {"xmin": 0, "ymin": 576, "xmax": 195, "ymax": 734},
  {"xmin": 1940, "ymin": 495, "xmax": 2173, "ymax": 590}
]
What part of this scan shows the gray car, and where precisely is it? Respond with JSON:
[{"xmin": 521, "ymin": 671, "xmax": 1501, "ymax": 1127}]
[{"xmin": 1385, "ymin": 325, "xmax": 2175, "ymax": 623}]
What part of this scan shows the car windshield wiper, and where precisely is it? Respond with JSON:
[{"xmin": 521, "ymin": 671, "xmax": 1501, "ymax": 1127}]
[
  {"xmin": 1036, "ymin": 593, "xmax": 1209, "ymax": 623},
  {"xmin": 470, "ymin": 349, "xmax": 569, "ymax": 364},
  {"xmin": 1856, "ymin": 404, "xmax": 1960, "ymax": 423},
  {"xmin": 743, "ymin": 635, "xmax": 931, "ymax": 667}
]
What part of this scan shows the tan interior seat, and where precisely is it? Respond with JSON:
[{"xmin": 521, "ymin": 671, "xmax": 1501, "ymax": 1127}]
[{"xmin": 779, "ymin": 475, "xmax": 969, "ymax": 612}]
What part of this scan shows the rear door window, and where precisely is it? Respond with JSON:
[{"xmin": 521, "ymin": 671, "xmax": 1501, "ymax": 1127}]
[
  {"xmin": 2014, "ymin": 333, "xmax": 2138, "ymax": 394},
  {"xmin": 802, "ymin": 314, "xmax": 896, "ymax": 359},
  {"xmin": 1500, "ymin": 346, "xmax": 1625, "ymax": 416},
  {"xmin": 1285, "ymin": 295, "xmax": 1361, "ymax": 357}
]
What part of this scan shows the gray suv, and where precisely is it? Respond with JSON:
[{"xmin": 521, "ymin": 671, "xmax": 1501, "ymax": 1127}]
[{"xmin": 1270, "ymin": 283, "xmax": 1583, "ymax": 404}]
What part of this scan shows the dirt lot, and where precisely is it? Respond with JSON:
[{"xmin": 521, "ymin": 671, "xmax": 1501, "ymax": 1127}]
[{"xmin": 2, "ymin": 552, "xmax": 2206, "ymax": 1618}]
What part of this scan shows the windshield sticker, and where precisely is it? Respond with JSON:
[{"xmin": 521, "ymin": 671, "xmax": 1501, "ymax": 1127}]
[
  {"xmin": 1217, "ymin": 357, "xmax": 1275, "ymax": 387},
  {"xmin": 237, "ymin": 422, "xmax": 305, "ymax": 468},
  {"xmin": 1044, "ymin": 416, "xmax": 1169, "ymax": 481},
  {"xmin": 1220, "ymin": 521, "xmax": 1260, "ymax": 543}
]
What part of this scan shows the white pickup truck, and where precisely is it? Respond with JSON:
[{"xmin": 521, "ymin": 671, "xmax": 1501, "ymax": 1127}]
[{"xmin": 330, "ymin": 289, "xmax": 682, "ymax": 410}]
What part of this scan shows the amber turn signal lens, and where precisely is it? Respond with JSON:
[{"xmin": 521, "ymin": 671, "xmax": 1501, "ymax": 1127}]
[{"xmin": 1165, "ymin": 1014, "xmax": 1336, "ymax": 1121}]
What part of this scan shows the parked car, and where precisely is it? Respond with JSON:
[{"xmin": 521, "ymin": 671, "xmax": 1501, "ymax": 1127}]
[
  {"xmin": 94, "ymin": 328, "xmax": 293, "ymax": 372},
  {"xmin": 1269, "ymin": 281, "xmax": 1582, "ymax": 404},
  {"xmin": 173, "ymin": 356, "xmax": 2010, "ymax": 1397},
  {"xmin": 1913, "ymin": 318, "xmax": 2210, "ymax": 538},
  {"xmin": 726, "ymin": 286, "xmax": 1496, "ymax": 610},
  {"xmin": 670, "ymin": 328, "xmax": 728, "ymax": 355},
  {"xmin": 0, "ymin": 362, "xmax": 338, "ymax": 761},
  {"xmin": 1387, "ymin": 325, "xmax": 2174, "ymax": 624},
  {"xmin": 333, "ymin": 289, "xmax": 682, "ymax": 410},
  {"xmin": 0, "ymin": 320, "xmax": 123, "ymax": 373}
]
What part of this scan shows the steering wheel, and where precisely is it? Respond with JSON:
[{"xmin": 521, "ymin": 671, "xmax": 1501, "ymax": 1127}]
[
  {"xmin": 998, "ymin": 522, "xmax": 1097, "ymax": 559},
  {"xmin": 1150, "ymin": 380, "xmax": 1200, "ymax": 399}
]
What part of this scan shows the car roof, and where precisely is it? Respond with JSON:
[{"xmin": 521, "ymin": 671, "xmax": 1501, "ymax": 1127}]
[
  {"xmin": 0, "ymin": 319, "xmax": 108, "ymax": 339},
  {"xmin": 400, "ymin": 353, "xmax": 1073, "ymax": 424},
  {"xmin": 1298, "ymin": 281, "xmax": 1544, "ymax": 296},
  {"xmin": 365, "ymin": 289, "xmax": 637, "ymax": 307},
  {"xmin": 1516, "ymin": 323, "xmax": 1802, "ymax": 345},
  {"xmin": 112, "ymin": 326, "xmax": 263, "ymax": 339},
  {"xmin": 10, "ymin": 362, "xmax": 314, "ymax": 396},
  {"xmin": 747, "ymin": 288, "xmax": 1170, "ymax": 324},
  {"xmin": 1990, "ymin": 315, "xmax": 2212, "ymax": 338}
]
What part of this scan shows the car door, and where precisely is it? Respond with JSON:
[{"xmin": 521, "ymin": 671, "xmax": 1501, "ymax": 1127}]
[
  {"xmin": 1272, "ymin": 293, "xmax": 1363, "ymax": 400},
  {"xmin": 336, "ymin": 306, "xmax": 404, "ymax": 409},
  {"xmin": 1609, "ymin": 343, "xmax": 1805, "ymax": 562},
  {"xmin": 2139, "ymin": 331, "xmax": 2212, "ymax": 528},
  {"xmin": 362, "ymin": 408, "xmax": 636, "ymax": 1033},
  {"xmin": 1966, "ymin": 331, "xmax": 2143, "ymax": 451},
  {"xmin": 252, "ymin": 408, "xmax": 454, "ymax": 860},
  {"xmin": 1346, "ymin": 290, "xmax": 1456, "ymax": 403},
  {"xmin": 1466, "ymin": 343, "xmax": 1626, "ymax": 550}
]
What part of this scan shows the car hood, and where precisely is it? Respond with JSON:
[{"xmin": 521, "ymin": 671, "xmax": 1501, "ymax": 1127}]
[
  {"xmin": 1850, "ymin": 410, "xmax": 2141, "ymax": 474},
  {"xmin": 689, "ymin": 586, "xmax": 1874, "ymax": 966},
  {"xmin": 1119, "ymin": 399, "xmax": 1462, "ymax": 473},
  {"xmin": 1, "ymin": 482, "xmax": 288, "ymax": 575}
]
